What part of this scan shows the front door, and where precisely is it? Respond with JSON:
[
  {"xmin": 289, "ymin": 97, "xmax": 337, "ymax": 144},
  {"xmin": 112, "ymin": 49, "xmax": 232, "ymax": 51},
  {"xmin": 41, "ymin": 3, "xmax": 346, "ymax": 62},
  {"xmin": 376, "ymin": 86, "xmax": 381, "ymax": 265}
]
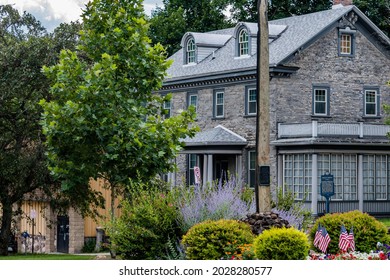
[{"xmin": 57, "ymin": 216, "xmax": 69, "ymax": 253}]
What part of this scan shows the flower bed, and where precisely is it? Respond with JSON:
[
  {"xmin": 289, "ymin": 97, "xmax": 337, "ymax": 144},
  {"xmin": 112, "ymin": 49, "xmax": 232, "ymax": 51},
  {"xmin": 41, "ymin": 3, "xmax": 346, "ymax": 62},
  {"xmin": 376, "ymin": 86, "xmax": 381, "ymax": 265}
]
[{"xmin": 308, "ymin": 250, "xmax": 388, "ymax": 260}]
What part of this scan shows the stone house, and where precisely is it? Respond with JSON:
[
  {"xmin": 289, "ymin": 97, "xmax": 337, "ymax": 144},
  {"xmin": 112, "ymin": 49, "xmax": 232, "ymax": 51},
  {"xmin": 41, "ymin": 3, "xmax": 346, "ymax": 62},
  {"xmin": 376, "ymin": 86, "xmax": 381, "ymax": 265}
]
[{"xmin": 158, "ymin": 2, "xmax": 390, "ymax": 216}]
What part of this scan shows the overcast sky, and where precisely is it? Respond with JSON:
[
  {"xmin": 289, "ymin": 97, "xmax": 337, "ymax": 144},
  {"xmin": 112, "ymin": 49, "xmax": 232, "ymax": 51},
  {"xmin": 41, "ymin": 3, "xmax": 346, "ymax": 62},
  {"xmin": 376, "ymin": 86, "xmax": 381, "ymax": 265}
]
[{"xmin": 0, "ymin": 0, "xmax": 164, "ymax": 32}]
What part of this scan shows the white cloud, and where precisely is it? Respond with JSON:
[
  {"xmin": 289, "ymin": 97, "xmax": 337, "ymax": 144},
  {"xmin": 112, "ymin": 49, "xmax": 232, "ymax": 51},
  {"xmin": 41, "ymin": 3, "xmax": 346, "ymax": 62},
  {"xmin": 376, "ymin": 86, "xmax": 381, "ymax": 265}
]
[
  {"xmin": 0, "ymin": 0, "xmax": 164, "ymax": 32},
  {"xmin": 0, "ymin": 0, "xmax": 88, "ymax": 31}
]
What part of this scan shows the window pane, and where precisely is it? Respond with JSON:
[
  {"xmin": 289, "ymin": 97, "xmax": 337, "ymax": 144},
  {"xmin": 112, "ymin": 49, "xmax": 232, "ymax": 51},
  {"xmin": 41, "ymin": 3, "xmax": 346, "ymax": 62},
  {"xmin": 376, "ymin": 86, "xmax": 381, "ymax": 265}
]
[
  {"xmin": 283, "ymin": 154, "xmax": 312, "ymax": 200},
  {"xmin": 340, "ymin": 34, "xmax": 351, "ymax": 54},
  {"xmin": 187, "ymin": 39, "xmax": 196, "ymax": 64},
  {"xmin": 365, "ymin": 90, "xmax": 377, "ymax": 115},
  {"xmin": 216, "ymin": 105, "xmax": 223, "ymax": 116},
  {"xmin": 188, "ymin": 154, "xmax": 197, "ymax": 186},
  {"xmin": 314, "ymin": 89, "xmax": 327, "ymax": 115},
  {"xmin": 163, "ymin": 100, "xmax": 171, "ymax": 118},
  {"xmin": 249, "ymin": 151, "xmax": 256, "ymax": 187},
  {"xmin": 189, "ymin": 95, "xmax": 198, "ymax": 112},
  {"xmin": 239, "ymin": 29, "xmax": 249, "ymax": 56},
  {"xmin": 248, "ymin": 89, "xmax": 257, "ymax": 114},
  {"xmin": 215, "ymin": 92, "xmax": 224, "ymax": 117},
  {"xmin": 315, "ymin": 103, "xmax": 326, "ymax": 114}
]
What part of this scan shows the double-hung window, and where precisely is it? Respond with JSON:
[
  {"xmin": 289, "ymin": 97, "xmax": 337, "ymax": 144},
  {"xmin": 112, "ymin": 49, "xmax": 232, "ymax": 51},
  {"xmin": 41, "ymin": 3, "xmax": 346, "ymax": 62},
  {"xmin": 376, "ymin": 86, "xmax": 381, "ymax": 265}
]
[
  {"xmin": 248, "ymin": 150, "xmax": 256, "ymax": 188},
  {"xmin": 188, "ymin": 154, "xmax": 198, "ymax": 186},
  {"xmin": 245, "ymin": 87, "xmax": 257, "ymax": 115},
  {"xmin": 188, "ymin": 93, "xmax": 198, "ymax": 113},
  {"xmin": 214, "ymin": 90, "xmax": 224, "ymax": 118},
  {"xmin": 313, "ymin": 86, "xmax": 330, "ymax": 116},
  {"xmin": 364, "ymin": 87, "xmax": 380, "ymax": 117},
  {"xmin": 163, "ymin": 99, "xmax": 171, "ymax": 119}
]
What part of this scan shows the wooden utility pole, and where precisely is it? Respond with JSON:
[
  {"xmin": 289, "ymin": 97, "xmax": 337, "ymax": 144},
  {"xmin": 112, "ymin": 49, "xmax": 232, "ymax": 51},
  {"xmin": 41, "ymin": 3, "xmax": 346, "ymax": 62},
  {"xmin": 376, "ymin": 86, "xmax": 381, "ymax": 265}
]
[{"xmin": 255, "ymin": 0, "xmax": 271, "ymax": 213}]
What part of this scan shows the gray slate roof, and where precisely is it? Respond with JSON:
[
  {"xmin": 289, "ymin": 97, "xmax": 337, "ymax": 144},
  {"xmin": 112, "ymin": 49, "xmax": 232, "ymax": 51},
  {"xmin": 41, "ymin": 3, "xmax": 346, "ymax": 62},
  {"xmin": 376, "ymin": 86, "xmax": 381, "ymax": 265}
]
[
  {"xmin": 184, "ymin": 125, "xmax": 247, "ymax": 146},
  {"xmin": 164, "ymin": 5, "xmax": 389, "ymax": 83}
]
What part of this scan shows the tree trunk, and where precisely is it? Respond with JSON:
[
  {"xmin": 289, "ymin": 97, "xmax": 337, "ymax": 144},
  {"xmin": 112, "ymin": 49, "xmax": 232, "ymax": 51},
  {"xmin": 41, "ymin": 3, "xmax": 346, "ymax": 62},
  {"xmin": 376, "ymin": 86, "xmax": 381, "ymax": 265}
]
[
  {"xmin": 0, "ymin": 200, "xmax": 13, "ymax": 256},
  {"xmin": 109, "ymin": 183, "xmax": 116, "ymax": 259}
]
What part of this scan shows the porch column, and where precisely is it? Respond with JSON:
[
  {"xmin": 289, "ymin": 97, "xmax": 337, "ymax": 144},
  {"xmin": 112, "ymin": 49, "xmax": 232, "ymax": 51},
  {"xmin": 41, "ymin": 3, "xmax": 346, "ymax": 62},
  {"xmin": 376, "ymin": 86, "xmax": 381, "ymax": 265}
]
[
  {"xmin": 207, "ymin": 154, "xmax": 213, "ymax": 185},
  {"xmin": 311, "ymin": 153, "xmax": 318, "ymax": 215},
  {"xmin": 358, "ymin": 154, "xmax": 364, "ymax": 211},
  {"xmin": 236, "ymin": 155, "xmax": 242, "ymax": 183},
  {"xmin": 203, "ymin": 154, "xmax": 208, "ymax": 186},
  {"xmin": 169, "ymin": 171, "xmax": 176, "ymax": 187},
  {"xmin": 277, "ymin": 154, "xmax": 283, "ymax": 188}
]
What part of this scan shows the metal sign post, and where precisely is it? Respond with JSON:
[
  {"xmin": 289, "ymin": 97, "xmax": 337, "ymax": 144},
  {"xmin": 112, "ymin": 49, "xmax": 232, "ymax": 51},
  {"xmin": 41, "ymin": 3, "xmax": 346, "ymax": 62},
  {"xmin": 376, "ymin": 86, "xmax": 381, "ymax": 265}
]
[{"xmin": 320, "ymin": 172, "xmax": 335, "ymax": 214}]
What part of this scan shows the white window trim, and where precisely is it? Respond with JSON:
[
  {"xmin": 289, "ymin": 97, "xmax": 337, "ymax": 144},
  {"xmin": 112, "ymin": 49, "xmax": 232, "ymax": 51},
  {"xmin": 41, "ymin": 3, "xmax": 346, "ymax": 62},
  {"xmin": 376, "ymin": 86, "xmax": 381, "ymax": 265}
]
[
  {"xmin": 364, "ymin": 89, "xmax": 378, "ymax": 116},
  {"xmin": 214, "ymin": 91, "xmax": 224, "ymax": 118},
  {"xmin": 313, "ymin": 87, "xmax": 329, "ymax": 116}
]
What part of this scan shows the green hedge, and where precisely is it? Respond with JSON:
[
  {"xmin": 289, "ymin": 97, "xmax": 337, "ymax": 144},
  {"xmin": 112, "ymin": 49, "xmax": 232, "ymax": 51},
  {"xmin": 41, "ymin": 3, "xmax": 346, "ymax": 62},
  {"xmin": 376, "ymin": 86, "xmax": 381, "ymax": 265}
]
[
  {"xmin": 310, "ymin": 210, "xmax": 390, "ymax": 254},
  {"xmin": 253, "ymin": 227, "xmax": 310, "ymax": 260},
  {"xmin": 182, "ymin": 219, "xmax": 254, "ymax": 260}
]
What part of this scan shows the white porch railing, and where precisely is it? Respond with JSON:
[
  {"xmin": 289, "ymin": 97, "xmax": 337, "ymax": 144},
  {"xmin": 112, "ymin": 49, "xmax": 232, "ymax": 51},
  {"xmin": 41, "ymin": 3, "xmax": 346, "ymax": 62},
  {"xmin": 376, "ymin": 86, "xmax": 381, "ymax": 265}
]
[{"xmin": 278, "ymin": 121, "xmax": 390, "ymax": 138}]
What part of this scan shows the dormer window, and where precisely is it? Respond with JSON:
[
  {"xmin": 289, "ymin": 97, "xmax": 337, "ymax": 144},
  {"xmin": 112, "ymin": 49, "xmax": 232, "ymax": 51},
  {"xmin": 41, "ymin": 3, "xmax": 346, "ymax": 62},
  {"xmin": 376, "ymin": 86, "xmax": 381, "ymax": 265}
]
[
  {"xmin": 186, "ymin": 38, "xmax": 196, "ymax": 64},
  {"xmin": 239, "ymin": 29, "xmax": 249, "ymax": 56}
]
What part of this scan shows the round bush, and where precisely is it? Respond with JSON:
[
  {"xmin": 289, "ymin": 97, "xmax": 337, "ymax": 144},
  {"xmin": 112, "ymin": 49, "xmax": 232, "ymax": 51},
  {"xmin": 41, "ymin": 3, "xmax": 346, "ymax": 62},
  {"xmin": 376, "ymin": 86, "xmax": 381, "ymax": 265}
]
[
  {"xmin": 309, "ymin": 210, "xmax": 390, "ymax": 254},
  {"xmin": 253, "ymin": 227, "xmax": 310, "ymax": 260},
  {"xmin": 182, "ymin": 219, "xmax": 254, "ymax": 260}
]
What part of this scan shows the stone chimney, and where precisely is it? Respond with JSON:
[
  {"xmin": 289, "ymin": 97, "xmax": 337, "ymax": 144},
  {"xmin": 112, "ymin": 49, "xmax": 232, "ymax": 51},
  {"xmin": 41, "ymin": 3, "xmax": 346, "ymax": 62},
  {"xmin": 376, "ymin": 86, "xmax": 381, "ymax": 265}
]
[{"xmin": 333, "ymin": 0, "xmax": 353, "ymax": 6}]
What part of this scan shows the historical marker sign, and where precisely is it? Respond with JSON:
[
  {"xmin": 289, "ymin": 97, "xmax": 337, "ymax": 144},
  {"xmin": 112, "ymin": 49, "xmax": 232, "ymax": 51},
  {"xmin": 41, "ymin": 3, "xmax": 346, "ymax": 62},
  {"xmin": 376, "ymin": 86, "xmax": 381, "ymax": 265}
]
[
  {"xmin": 320, "ymin": 172, "xmax": 334, "ymax": 198},
  {"xmin": 320, "ymin": 172, "xmax": 334, "ymax": 213}
]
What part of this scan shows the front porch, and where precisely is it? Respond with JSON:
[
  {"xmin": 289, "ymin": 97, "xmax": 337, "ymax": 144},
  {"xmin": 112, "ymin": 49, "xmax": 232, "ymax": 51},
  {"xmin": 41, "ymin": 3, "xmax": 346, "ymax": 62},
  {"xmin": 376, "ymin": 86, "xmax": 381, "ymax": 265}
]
[{"xmin": 179, "ymin": 125, "xmax": 248, "ymax": 185}]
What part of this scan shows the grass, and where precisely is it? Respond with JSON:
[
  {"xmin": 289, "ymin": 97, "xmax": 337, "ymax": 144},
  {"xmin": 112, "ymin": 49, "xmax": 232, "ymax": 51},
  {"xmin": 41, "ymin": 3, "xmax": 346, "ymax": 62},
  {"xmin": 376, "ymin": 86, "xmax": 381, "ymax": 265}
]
[
  {"xmin": 377, "ymin": 217, "xmax": 390, "ymax": 227},
  {"xmin": 0, "ymin": 253, "xmax": 98, "ymax": 260}
]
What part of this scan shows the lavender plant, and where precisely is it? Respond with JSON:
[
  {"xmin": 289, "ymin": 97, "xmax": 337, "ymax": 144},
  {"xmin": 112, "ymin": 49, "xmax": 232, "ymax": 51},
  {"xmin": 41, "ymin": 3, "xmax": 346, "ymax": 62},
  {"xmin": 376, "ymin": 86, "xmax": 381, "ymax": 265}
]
[
  {"xmin": 176, "ymin": 176, "xmax": 255, "ymax": 233},
  {"xmin": 271, "ymin": 185, "xmax": 312, "ymax": 231},
  {"xmin": 271, "ymin": 208, "xmax": 304, "ymax": 230}
]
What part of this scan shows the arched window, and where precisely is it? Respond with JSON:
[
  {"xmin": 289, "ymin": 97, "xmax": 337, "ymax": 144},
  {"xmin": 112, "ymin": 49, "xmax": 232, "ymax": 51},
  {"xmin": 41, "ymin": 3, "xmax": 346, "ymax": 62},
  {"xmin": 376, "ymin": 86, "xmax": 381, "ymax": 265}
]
[
  {"xmin": 186, "ymin": 38, "xmax": 196, "ymax": 64},
  {"xmin": 238, "ymin": 29, "xmax": 249, "ymax": 56}
]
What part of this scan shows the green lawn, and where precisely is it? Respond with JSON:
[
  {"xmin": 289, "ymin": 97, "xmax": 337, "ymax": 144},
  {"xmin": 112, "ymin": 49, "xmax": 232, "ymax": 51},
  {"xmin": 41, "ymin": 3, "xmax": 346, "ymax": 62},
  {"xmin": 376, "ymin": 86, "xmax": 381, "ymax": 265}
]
[
  {"xmin": 377, "ymin": 217, "xmax": 390, "ymax": 227},
  {"xmin": 0, "ymin": 254, "xmax": 97, "ymax": 260}
]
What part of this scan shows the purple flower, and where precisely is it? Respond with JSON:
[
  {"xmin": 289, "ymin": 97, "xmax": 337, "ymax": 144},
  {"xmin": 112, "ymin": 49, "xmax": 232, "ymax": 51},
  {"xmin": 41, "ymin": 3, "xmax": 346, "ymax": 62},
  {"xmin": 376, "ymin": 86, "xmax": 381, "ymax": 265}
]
[{"xmin": 177, "ymin": 176, "xmax": 255, "ymax": 232}]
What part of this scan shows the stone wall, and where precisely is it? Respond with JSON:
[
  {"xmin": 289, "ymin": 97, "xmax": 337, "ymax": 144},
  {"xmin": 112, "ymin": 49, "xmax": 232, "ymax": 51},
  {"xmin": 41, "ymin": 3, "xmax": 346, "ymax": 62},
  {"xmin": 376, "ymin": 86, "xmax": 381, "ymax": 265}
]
[
  {"xmin": 168, "ymin": 24, "xmax": 390, "ymax": 191},
  {"xmin": 68, "ymin": 208, "xmax": 84, "ymax": 254}
]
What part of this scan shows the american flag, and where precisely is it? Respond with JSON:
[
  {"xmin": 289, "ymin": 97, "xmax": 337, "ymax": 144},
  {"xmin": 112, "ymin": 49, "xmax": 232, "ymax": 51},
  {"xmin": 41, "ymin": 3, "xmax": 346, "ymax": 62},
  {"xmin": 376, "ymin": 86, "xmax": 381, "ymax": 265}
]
[
  {"xmin": 339, "ymin": 225, "xmax": 350, "ymax": 251},
  {"xmin": 313, "ymin": 224, "xmax": 322, "ymax": 248},
  {"xmin": 347, "ymin": 227, "xmax": 355, "ymax": 252},
  {"xmin": 317, "ymin": 227, "xmax": 331, "ymax": 253}
]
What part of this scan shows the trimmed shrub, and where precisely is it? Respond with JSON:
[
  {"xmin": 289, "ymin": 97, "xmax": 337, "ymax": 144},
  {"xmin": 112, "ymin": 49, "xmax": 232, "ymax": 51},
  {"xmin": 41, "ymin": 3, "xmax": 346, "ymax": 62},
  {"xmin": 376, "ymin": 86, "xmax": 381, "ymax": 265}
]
[
  {"xmin": 107, "ymin": 182, "xmax": 181, "ymax": 259},
  {"xmin": 253, "ymin": 227, "xmax": 310, "ymax": 260},
  {"xmin": 182, "ymin": 219, "xmax": 254, "ymax": 260},
  {"xmin": 310, "ymin": 210, "xmax": 390, "ymax": 254}
]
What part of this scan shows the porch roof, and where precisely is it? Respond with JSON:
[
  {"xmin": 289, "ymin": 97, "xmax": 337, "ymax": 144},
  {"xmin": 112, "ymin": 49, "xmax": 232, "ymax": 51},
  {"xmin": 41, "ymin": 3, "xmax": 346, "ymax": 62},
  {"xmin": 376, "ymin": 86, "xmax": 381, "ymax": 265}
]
[{"xmin": 184, "ymin": 125, "xmax": 247, "ymax": 147}]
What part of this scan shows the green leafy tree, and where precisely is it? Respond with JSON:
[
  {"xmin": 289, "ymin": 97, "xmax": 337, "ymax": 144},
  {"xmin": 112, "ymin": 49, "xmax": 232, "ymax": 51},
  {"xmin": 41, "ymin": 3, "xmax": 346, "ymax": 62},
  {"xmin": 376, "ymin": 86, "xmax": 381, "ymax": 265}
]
[
  {"xmin": 353, "ymin": 0, "xmax": 390, "ymax": 37},
  {"xmin": 229, "ymin": 0, "xmax": 389, "ymax": 37},
  {"xmin": 40, "ymin": 0, "xmax": 197, "ymax": 220},
  {"xmin": 0, "ymin": 5, "xmax": 80, "ymax": 255}
]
